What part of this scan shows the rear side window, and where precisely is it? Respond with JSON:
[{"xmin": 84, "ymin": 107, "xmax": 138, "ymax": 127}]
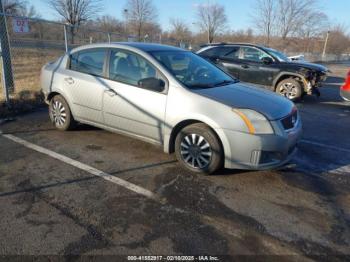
[
  {"xmin": 217, "ymin": 46, "xmax": 240, "ymax": 59},
  {"xmin": 200, "ymin": 47, "xmax": 219, "ymax": 57},
  {"xmin": 200, "ymin": 46, "xmax": 240, "ymax": 59},
  {"xmin": 70, "ymin": 49, "xmax": 106, "ymax": 77}
]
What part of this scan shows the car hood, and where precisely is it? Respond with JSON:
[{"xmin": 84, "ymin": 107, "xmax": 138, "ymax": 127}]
[
  {"xmin": 286, "ymin": 61, "xmax": 329, "ymax": 72},
  {"xmin": 193, "ymin": 83, "xmax": 294, "ymax": 120}
]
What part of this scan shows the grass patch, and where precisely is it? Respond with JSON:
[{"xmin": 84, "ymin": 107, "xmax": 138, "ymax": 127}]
[{"xmin": 0, "ymin": 47, "xmax": 63, "ymax": 117}]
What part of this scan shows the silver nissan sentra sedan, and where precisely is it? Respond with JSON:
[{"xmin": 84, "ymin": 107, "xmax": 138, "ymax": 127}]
[{"xmin": 41, "ymin": 42, "xmax": 302, "ymax": 174}]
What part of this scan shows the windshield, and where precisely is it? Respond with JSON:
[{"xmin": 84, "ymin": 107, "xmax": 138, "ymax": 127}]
[
  {"xmin": 265, "ymin": 48, "xmax": 291, "ymax": 62},
  {"xmin": 150, "ymin": 50, "xmax": 237, "ymax": 89}
]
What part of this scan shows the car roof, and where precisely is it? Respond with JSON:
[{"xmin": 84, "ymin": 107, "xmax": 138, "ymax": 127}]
[
  {"xmin": 200, "ymin": 43, "xmax": 267, "ymax": 49},
  {"xmin": 70, "ymin": 42, "xmax": 186, "ymax": 54},
  {"xmin": 116, "ymin": 42, "xmax": 185, "ymax": 52}
]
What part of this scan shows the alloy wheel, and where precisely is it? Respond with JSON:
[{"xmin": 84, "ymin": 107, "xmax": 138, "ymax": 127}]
[
  {"xmin": 51, "ymin": 100, "xmax": 67, "ymax": 127},
  {"xmin": 180, "ymin": 134, "xmax": 212, "ymax": 169},
  {"xmin": 279, "ymin": 83, "xmax": 298, "ymax": 100}
]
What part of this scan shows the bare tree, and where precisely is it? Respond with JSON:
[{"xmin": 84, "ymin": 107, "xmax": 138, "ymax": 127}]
[
  {"xmin": 275, "ymin": 0, "xmax": 321, "ymax": 42},
  {"xmin": 2, "ymin": 0, "xmax": 25, "ymax": 14},
  {"xmin": 169, "ymin": 18, "xmax": 192, "ymax": 45},
  {"xmin": 48, "ymin": 0, "xmax": 102, "ymax": 43},
  {"xmin": 251, "ymin": 0, "xmax": 327, "ymax": 48},
  {"xmin": 196, "ymin": 3, "xmax": 227, "ymax": 43},
  {"xmin": 124, "ymin": 0, "xmax": 158, "ymax": 41},
  {"xmin": 298, "ymin": 11, "xmax": 329, "ymax": 52},
  {"xmin": 251, "ymin": 0, "xmax": 275, "ymax": 46},
  {"xmin": 326, "ymin": 25, "xmax": 350, "ymax": 58},
  {"xmin": 18, "ymin": 4, "xmax": 40, "ymax": 18},
  {"xmin": 142, "ymin": 22, "xmax": 161, "ymax": 42},
  {"xmin": 96, "ymin": 15, "xmax": 124, "ymax": 33}
]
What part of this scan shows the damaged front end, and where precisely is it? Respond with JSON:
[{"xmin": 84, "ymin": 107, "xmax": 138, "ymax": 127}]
[{"xmin": 301, "ymin": 68, "xmax": 329, "ymax": 97}]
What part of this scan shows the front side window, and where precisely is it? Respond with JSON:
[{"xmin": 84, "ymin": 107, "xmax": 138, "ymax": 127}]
[
  {"xmin": 241, "ymin": 47, "xmax": 270, "ymax": 62},
  {"xmin": 70, "ymin": 49, "xmax": 106, "ymax": 77},
  {"xmin": 151, "ymin": 50, "xmax": 236, "ymax": 89},
  {"xmin": 109, "ymin": 49, "xmax": 158, "ymax": 86},
  {"xmin": 264, "ymin": 48, "xmax": 290, "ymax": 62}
]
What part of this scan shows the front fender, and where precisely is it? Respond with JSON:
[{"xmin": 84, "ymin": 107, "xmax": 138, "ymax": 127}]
[
  {"xmin": 273, "ymin": 72, "xmax": 308, "ymax": 91},
  {"xmin": 163, "ymin": 114, "xmax": 232, "ymax": 163}
]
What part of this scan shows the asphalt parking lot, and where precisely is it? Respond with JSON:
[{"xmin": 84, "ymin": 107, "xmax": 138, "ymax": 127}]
[{"xmin": 0, "ymin": 66, "xmax": 350, "ymax": 259}]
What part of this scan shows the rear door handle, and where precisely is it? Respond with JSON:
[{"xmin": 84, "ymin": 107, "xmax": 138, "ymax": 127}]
[{"xmin": 64, "ymin": 77, "xmax": 75, "ymax": 85}]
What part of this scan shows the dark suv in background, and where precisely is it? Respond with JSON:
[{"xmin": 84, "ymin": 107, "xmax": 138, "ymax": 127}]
[{"xmin": 197, "ymin": 43, "xmax": 329, "ymax": 101}]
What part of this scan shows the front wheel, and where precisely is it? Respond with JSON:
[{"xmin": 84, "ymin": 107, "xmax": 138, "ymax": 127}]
[
  {"xmin": 49, "ymin": 95, "xmax": 76, "ymax": 131},
  {"xmin": 276, "ymin": 78, "xmax": 303, "ymax": 102},
  {"xmin": 175, "ymin": 123, "xmax": 223, "ymax": 175}
]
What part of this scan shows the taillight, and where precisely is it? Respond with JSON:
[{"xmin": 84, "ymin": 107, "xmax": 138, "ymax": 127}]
[{"xmin": 341, "ymin": 70, "xmax": 350, "ymax": 90}]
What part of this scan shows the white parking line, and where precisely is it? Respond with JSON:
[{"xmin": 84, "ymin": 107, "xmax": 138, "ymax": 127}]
[
  {"xmin": 329, "ymin": 165, "xmax": 350, "ymax": 175},
  {"xmin": 300, "ymin": 139, "xmax": 350, "ymax": 154},
  {"xmin": 1, "ymin": 133, "xmax": 160, "ymax": 202}
]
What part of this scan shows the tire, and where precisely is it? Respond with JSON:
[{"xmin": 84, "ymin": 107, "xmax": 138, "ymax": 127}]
[
  {"xmin": 276, "ymin": 78, "xmax": 303, "ymax": 102},
  {"xmin": 175, "ymin": 123, "xmax": 223, "ymax": 175},
  {"xmin": 49, "ymin": 95, "xmax": 76, "ymax": 131}
]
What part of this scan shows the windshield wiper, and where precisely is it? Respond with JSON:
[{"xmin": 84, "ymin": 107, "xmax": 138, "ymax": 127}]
[
  {"xmin": 186, "ymin": 83, "xmax": 215, "ymax": 89},
  {"xmin": 213, "ymin": 80, "xmax": 236, "ymax": 87}
]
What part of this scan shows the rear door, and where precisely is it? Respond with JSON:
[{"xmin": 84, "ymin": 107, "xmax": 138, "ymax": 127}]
[
  {"xmin": 64, "ymin": 48, "xmax": 107, "ymax": 124},
  {"xmin": 215, "ymin": 46, "xmax": 241, "ymax": 79},
  {"xmin": 199, "ymin": 46, "xmax": 241, "ymax": 79}
]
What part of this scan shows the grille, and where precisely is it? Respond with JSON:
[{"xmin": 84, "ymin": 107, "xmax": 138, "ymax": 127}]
[{"xmin": 281, "ymin": 110, "xmax": 298, "ymax": 130}]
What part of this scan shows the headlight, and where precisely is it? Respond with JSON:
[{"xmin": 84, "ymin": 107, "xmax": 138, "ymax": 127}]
[{"xmin": 233, "ymin": 109, "xmax": 274, "ymax": 134}]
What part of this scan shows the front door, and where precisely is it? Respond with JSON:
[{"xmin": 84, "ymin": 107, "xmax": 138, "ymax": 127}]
[
  {"xmin": 102, "ymin": 49, "xmax": 167, "ymax": 143},
  {"xmin": 238, "ymin": 46, "xmax": 275, "ymax": 87}
]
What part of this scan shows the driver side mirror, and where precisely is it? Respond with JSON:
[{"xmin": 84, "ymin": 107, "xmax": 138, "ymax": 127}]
[
  {"xmin": 261, "ymin": 57, "xmax": 273, "ymax": 65},
  {"xmin": 138, "ymin": 77, "xmax": 166, "ymax": 92}
]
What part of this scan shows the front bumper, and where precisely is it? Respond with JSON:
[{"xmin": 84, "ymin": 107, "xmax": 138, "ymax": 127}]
[
  {"xmin": 340, "ymin": 89, "xmax": 350, "ymax": 101},
  {"xmin": 219, "ymin": 120, "xmax": 302, "ymax": 170},
  {"xmin": 304, "ymin": 72, "xmax": 328, "ymax": 95}
]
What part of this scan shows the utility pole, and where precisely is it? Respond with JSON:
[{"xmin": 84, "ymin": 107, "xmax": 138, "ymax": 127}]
[
  {"xmin": 207, "ymin": 27, "xmax": 210, "ymax": 44},
  {"xmin": 0, "ymin": 0, "xmax": 14, "ymax": 106},
  {"xmin": 322, "ymin": 31, "xmax": 330, "ymax": 61},
  {"xmin": 207, "ymin": 12, "xmax": 210, "ymax": 43},
  {"xmin": 124, "ymin": 9, "xmax": 128, "ymax": 41}
]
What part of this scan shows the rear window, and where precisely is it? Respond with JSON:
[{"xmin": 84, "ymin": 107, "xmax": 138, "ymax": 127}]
[{"xmin": 70, "ymin": 49, "xmax": 106, "ymax": 77}]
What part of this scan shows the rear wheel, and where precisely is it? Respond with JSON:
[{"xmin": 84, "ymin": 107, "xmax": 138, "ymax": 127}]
[
  {"xmin": 276, "ymin": 78, "xmax": 303, "ymax": 101},
  {"xmin": 49, "ymin": 95, "xmax": 76, "ymax": 131},
  {"xmin": 175, "ymin": 123, "xmax": 223, "ymax": 175}
]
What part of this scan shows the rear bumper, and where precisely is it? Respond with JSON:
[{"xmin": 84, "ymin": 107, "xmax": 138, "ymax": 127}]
[{"xmin": 219, "ymin": 122, "xmax": 302, "ymax": 170}]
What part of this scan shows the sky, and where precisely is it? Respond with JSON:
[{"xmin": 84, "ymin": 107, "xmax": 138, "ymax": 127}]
[{"xmin": 30, "ymin": 0, "xmax": 349, "ymax": 33}]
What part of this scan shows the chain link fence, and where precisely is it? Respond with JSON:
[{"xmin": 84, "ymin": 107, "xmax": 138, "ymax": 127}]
[{"xmin": 0, "ymin": 13, "xmax": 131, "ymax": 108}]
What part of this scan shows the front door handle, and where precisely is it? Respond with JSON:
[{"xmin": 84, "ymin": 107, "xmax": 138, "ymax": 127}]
[
  {"xmin": 64, "ymin": 77, "xmax": 75, "ymax": 85},
  {"xmin": 241, "ymin": 65, "xmax": 249, "ymax": 69},
  {"xmin": 105, "ymin": 89, "xmax": 118, "ymax": 97}
]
